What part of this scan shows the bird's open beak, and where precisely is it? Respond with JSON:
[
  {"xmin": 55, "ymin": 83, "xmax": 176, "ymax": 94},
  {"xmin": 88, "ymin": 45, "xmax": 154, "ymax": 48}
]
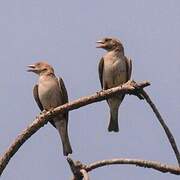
[
  {"xmin": 27, "ymin": 64, "xmax": 37, "ymax": 72},
  {"xmin": 96, "ymin": 40, "xmax": 105, "ymax": 48}
]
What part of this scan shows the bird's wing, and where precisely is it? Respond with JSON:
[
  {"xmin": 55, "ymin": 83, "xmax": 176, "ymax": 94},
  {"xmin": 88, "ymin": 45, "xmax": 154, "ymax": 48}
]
[
  {"xmin": 98, "ymin": 57, "xmax": 104, "ymax": 89},
  {"xmin": 33, "ymin": 84, "xmax": 56, "ymax": 127},
  {"xmin": 58, "ymin": 77, "xmax": 69, "ymax": 120},
  {"xmin": 125, "ymin": 57, "xmax": 132, "ymax": 81},
  {"xmin": 33, "ymin": 84, "xmax": 43, "ymax": 111}
]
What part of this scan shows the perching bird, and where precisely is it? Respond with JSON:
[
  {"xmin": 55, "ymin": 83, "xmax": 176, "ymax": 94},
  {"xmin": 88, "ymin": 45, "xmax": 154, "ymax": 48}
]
[
  {"xmin": 97, "ymin": 37, "xmax": 132, "ymax": 132},
  {"xmin": 27, "ymin": 61, "xmax": 72, "ymax": 156}
]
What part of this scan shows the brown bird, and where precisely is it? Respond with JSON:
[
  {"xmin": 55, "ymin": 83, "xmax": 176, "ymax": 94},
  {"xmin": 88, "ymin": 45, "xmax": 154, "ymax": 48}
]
[
  {"xmin": 97, "ymin": 37, "xmax": 132, "ymax": 132},
  {"xmin": 27, "ymin": 61, "xmax": 72, "ymax": 156}
]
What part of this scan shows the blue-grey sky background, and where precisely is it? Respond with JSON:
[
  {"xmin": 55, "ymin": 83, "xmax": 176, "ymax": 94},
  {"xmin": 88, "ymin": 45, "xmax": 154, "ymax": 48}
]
[{"xmin": 0, "ymin": 0, "xmax": 180, "ymax": 179}]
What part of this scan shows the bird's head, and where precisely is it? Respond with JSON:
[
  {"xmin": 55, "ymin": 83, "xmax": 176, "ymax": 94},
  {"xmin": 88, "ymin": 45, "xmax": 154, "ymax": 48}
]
[
  {"xmin": 27, "ymin": 61, "xmax": 54, "ymax": 76},
  {"xmin": 96, "ymin": 37, "xmax": 124, "ymax": 52}
]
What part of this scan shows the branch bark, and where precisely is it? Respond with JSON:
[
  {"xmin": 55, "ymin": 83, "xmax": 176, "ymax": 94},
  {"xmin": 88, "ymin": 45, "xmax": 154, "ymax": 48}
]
[
  {"xmin": 0, "ymin": 80, "xmax": 179, "ymax": 178},
  {"xmin": 141, "ymin": 90, "xmax": 180, "ymax": 166},
  {"xmin": 80, "ymin": 169, "xmax": 89, "ymax": 180},
  {"xmin": 85, "ymin": 158, "xmax": 180, "ymax": 175},
  {"xmin": 67, "ymin": 157, "xmax": 180, "ymax": 179},
  {"xmin": 0, "ymin": 80, "xmax": 149, "ymax": 176},
  {"xmin": 67, "ymin": 157, "xmax": 87, "ymax": 180}
]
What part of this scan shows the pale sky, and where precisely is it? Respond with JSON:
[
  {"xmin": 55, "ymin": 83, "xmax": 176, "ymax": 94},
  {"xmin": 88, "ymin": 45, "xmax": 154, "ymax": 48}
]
[{"xmin": 0, "ymin": 0, "xmax": 180, "ymax": 179}]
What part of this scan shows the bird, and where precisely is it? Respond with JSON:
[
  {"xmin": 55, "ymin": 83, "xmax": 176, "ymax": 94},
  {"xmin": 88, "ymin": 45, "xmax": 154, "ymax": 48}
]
[
  {"xmin": 27, "ymin": 61, "xmax": 72, "ymax": 156},
  {"xmin": 96, "ymin": 37, "xmax": 132, "ymax": 132}
]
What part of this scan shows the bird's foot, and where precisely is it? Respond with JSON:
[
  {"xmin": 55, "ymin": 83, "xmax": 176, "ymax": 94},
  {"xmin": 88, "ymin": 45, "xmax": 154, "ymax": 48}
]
[
  {"xmin": 96, "ymin": 89, "xmax": 104, "ymax": 95},
  {"xmin": 40, "ymin": 109, "xmax": 47, "ymax": 115}
]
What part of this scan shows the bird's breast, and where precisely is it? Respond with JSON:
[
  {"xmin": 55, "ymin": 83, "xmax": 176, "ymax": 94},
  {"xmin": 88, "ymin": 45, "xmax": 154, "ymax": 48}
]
[
  {"xmin": 103, "ymin": 56, "xmax": 127, "ymax": 88},
  {"xmin": 38, "ymin": 77, "xmax": 62, "ymax": 109}
]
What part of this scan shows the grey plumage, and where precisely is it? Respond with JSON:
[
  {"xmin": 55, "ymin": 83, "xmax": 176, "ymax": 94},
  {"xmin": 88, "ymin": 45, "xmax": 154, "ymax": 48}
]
[
  {"xmin": 97, "ymin": 37, "xmax": 132, "ymax": 132},
  {"xmin": 28, "ymin": 61, "xmax": 72, "ymax": 156}
]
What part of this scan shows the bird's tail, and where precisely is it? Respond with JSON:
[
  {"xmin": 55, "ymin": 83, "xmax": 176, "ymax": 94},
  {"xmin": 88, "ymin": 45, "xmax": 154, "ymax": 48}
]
[
  {"xmin": 108, "ymin": 108, "xmax": 119, "ymax": 132},
  {"xmin": 55, "ymin": 119, "xmax": 72, "ymax": 156}
]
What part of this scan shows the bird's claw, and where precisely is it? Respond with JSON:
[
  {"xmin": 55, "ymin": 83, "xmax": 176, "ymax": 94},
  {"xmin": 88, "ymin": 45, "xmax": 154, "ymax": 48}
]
[
  {"xmin": 40, "ymin": 110, "xmax": 47, "ymax": 114},
  {"xmin": 96, "ymin": 89, "xmax": 104, "ymax": 95}
]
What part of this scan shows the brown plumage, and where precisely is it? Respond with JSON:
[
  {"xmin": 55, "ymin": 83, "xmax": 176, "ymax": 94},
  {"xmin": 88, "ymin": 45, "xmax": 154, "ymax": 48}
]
[
  {"xmin": 97, "ymin": 37, "xmax": 132, "ymax": 132},
  {"xmin": 28, "ymin": 61, "xmax": 72, "ymax": 156}
]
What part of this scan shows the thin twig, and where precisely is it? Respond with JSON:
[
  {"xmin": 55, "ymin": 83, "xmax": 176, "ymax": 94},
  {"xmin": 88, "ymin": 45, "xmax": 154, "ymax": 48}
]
[
  {"xmin": 0, "ymin": 81, "xmax": 150, "ymax": 176},
  {"xmin": 85, "ymin": 158, "xmax": 180, "ymax": 175},
  {"xmin": 141, "ymin": 90, "xmax": 180, "ymax": 166}
]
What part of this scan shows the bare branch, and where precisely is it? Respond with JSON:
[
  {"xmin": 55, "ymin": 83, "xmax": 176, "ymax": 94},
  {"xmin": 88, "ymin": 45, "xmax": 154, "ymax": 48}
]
[
  {"xmin": 67, "ymin": 157, "xmax": 84, "ymax": 180},
  {"xmin": 141, "ymin": 90, "xmax": 180, "ymax": 166},
  {"xmin": 67, "ymin": 157, "xmax": 180, "ymax": 178},
  {"xmin": 67, "ymin": 158, "xmax": 90, "ymax": 180},
  {"xmin": 1, "ymin": 80, "xmax": 180, "ymax": 177},
  {"xmin": 0, "ymin": 81, "xmax": 149, "ymax": 176},
  {"xmin": 85, "ymin": 158, "xmax": 180, "ymax": 175},
  {"xmin": 80, "ymin": 169, "xmax": 89, "ymax": 180},
  {"xmin": 0, "ymin": 117, "xmax": 49, "ymax": 176}
]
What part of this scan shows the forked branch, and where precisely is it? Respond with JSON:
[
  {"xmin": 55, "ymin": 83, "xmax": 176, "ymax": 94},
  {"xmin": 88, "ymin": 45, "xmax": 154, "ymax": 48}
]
[
  {"xmin": 0, "ymin": 80, "xmax": 179, "ymax": 178},
  {"xmin": 67, "ymin": 157, "xmax": 180, "ymax": 179}
]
